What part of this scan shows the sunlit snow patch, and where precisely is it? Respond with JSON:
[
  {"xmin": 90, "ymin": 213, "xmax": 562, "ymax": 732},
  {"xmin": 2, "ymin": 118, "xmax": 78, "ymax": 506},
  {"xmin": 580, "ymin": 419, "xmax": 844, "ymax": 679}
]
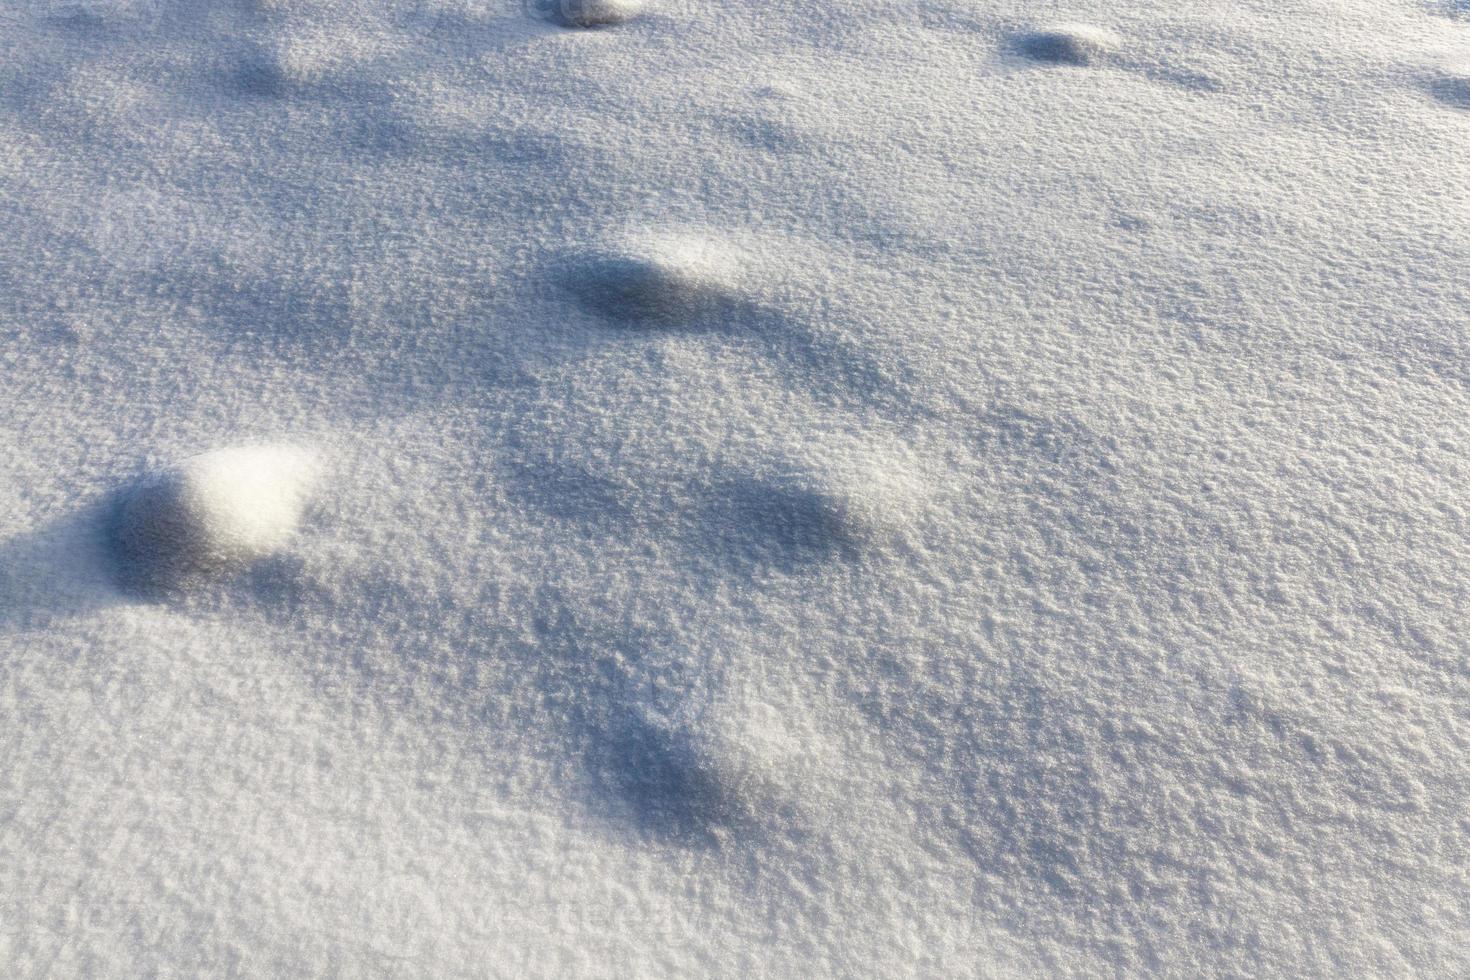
[{"xmin": 113, "ymin": 445, "xmax": 319, "ymax": 592}]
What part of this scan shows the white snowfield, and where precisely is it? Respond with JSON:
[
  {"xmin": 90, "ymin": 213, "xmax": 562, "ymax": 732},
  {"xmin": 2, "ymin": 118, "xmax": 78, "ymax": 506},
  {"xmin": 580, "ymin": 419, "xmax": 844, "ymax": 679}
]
[{"xmin": 1, "ymin": 0, "xmax": 1468, "ymax": 975}]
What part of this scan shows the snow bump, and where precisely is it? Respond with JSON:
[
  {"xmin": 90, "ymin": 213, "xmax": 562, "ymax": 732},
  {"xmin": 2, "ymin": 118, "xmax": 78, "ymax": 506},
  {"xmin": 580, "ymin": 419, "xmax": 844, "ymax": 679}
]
[
  {"xmin": 232, "ymin": 44, "xmax": 289, "ymax": 98},
  {"xmin": 592, "ymin": 699, "xmax": 814, "ymax": 847},
  {"xmin": 1430, "ymin": 74, "xmax": 1470, "ymax": 110},
  {"xmin": 1018, "ymin": 24, "xmax": 1121, "ymax": 66},
  {"xmin": 568, "ymin": 236, "xmax": 743, "ymax": 324},
  {"xmin": 113, "ymin": 445, "xmax": 319, "ymax": 591},
  {"xmin": 717, "ymin": 448, "xmax": 926, "ymax": 566},
  {"xmin": 543, "ymin": 0, "xmax": 645, "ymax": 29}
]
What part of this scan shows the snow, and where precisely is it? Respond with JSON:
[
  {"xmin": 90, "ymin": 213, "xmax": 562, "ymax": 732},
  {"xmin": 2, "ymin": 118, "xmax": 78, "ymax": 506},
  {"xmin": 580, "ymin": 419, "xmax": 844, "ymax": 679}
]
[
  {"xmin": 2, "ymin": 0, "xmax": 1470, "ymax": 976},
  {"xmin": 541, "ymin": 0, "xmax": 647, "ymax": 29},
  {"xmin": 112, "ymin": 445, "xmax": 318, "ymax": 591},
  {"xmin": 1017, "ymin": 24, "xmax": 1122, "ymax": 66},
  {"xmin": 1431, "ymin": 71, "xmax": 1470, "ymax": 108},
  {"xmin": 565, "ymin": 233, "xmax": 745, "ymax": 323}
]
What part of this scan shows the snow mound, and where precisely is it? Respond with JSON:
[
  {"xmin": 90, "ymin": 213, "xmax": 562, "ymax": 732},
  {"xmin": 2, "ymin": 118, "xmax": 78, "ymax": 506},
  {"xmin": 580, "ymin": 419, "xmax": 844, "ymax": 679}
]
[
  {"xmin": 722, "ymin": 447, "xmax": 926, "ymax": 563},
  {"xmin": 40, "ymin": 0, "xmax": 162, "ymax": 30},
  {"xmin": 232, "ymin": 44, "xmax": 290, "ymax": 98},
  {"xmin": 227, "ymin": 37, "xmax": 352, "ymax": 98},
  {"xmin": 1018, "ymin": 24, "xmax": 1121, "ymax": 66},
  {"xmin": 543, "ymin": 0, "xmax": 646, "ymax": 29},
  {"xmin": 112, "ymin": 446, "xmax": 319, "ymax": 590},
  {"xmin": 1430, "ymin": 74, "xmax": 1470, "ymax": 109},
  {"xmin": 593, "ymin": 696, "xmax": 819, "ymax": 847},
  {"xmin": 567, "ymin": 235, "xmax": 744, "ymax": 324}
]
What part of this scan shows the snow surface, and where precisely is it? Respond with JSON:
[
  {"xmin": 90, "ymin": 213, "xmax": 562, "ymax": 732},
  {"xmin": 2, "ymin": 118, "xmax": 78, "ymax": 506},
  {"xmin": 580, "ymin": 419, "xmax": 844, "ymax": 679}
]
[
  {"xmin": 113, "ymin": 445, "xmax": 319, "ymax": 592},
  {"xmin": 2, "ymin": 0, "xmax": 1470, "ymax": 976},
  {"xmin": 541, "ymin": 0, "xmax": 646, "ymax": 29},
  {"xmin": 1016, "ymin": 24, "xmax": 1122, "ymax": 67}
]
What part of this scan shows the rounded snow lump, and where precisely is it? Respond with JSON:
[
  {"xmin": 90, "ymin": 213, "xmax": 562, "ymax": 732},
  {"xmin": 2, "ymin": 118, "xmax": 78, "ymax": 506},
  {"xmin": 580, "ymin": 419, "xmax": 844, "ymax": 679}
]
[
  {"xmin": 1431, "ymin": 75, "xmax": 1470, "ymax": 110},
  {"xmin": 1019, "ymin": 24, "xmax": 1120, "ymax": 66},
  {"xmin": 546, "ymin": 0, "xmax": 645, "ymax": 28},
  {"xmin": 570, "ymin": 237, "xmax": 741, "ymax": 324},
  {"xmin": 743, "ymin": 448, "xmax": 927, "ymax": 555},
  {"xmin": 114, "ymin": 445, "xmax": 318, "ymax": 586},
  {"xmin": 598, "ymin": 699, "xmax": 817, "ymax": 846},
  {"xmin": 233, "ymin": 44, "xmax": 289, "ymax": 97}
]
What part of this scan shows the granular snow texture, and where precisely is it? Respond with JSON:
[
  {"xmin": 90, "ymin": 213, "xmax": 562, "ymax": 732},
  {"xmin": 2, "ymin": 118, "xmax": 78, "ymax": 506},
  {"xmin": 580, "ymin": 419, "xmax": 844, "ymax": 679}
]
[
  {"xmin": 2, "ymin": 0, "xmax": 1469, "ymax": 977},
  {"xmin": 112, "ymin": 445, "xmax": 318, "ymax": 592}
]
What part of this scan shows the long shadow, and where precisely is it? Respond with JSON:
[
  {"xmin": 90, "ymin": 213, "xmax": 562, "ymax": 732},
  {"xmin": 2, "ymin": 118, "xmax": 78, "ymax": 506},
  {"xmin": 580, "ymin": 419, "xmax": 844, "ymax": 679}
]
[
  {"xmin": 347, "ymin": 109, "xmax": 578, "ymax": 170},
  {"xmin": 1430, "ymin": 75, "xmax": 1470, "ymax": 111},
  {"xmin": 0, "ymin": 501, "xmax": 118, "ymax": 631},
  {"xmin": 580, "ymin": 700, "xmax": 765, "ymax": 850},
  {"xmin": 494, "ymin": 449, "xmax": 876, "ymax": 577},
  {"xmin": 555, "ymin": 253, "xmax": 923, "ymax": 418},
  {"xmin": 692, "ymin": 474, "xmax": 866, "ymax": 574},
  {"xmin": 181, "ymin": 264, "xmax": 359, "ymax": 359},
  {"xmin": 1430, "ymin": 0, "xmax": 1470, "ymax": 21},
  {"xmin": 214, "ymin": 40, "xmax": 405, "ymax": 109},
  {"xmin": 512, "ymin": 598, "xmax": 787, "ymax": 852},
  {"xmin": 496, "ymin": 457, "xmax": 643, "ymax": 534}
]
